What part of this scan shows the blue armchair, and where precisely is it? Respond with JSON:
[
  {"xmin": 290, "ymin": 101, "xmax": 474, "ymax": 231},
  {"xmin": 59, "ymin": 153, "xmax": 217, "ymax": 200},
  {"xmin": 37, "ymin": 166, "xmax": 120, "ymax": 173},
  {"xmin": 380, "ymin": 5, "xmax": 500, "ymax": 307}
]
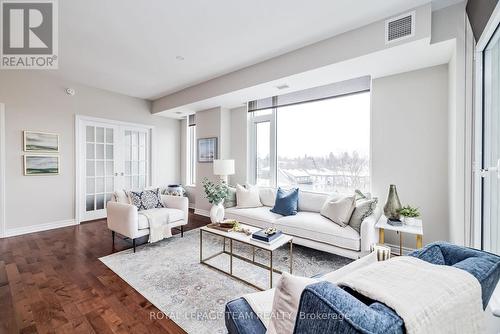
[{"xmin": 225, "ymin": 242, "xmax": 500, "ymax": 334}]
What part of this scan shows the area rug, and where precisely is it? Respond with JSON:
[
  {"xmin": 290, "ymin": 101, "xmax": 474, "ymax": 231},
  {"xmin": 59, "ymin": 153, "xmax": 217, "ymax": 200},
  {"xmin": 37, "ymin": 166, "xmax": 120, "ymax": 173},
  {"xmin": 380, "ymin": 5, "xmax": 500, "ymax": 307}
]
[{"xmin": 99, "ymin": 229, "xmax": 352, "ymax": 334}]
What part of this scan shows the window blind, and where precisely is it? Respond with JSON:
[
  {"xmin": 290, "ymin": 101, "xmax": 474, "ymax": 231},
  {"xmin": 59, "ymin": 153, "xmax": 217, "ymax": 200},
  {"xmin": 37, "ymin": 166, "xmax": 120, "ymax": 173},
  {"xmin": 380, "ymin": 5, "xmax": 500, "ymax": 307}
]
[
  {"xmin": 188, "ymin": 114, "xmax": 196, "ymax": 126},
  {"xmin": 248, "ymin": 76, "xmax": 370, "ymax": 112}
]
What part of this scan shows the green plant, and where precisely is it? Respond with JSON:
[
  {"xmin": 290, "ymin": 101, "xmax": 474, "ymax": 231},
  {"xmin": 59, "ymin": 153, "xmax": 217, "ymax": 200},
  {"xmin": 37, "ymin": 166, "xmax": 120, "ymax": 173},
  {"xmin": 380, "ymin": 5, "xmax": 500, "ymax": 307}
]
[
  {"xmin": 398, "ymin": 205, "xmax": 420, "ymax": 218},
  {"xmin": 202, "ymin": 178, "xmax": 229, "ymax": 205}
]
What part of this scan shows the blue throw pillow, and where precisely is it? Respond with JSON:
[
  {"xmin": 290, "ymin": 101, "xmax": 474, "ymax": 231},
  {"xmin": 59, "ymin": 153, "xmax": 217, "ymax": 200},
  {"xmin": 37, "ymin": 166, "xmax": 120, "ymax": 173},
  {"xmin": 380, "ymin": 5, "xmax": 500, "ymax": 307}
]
[{"xmin": 271, "ymin": 188, "xmax": 299, "ymax": 216}]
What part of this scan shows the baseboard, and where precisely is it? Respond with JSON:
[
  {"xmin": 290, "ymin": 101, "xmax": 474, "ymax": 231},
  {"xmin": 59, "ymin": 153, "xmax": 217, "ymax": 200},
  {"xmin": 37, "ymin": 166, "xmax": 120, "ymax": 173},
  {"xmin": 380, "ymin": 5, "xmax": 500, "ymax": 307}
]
[
  {"xmin": 188, "ymin": 203, "xmax": 195, "ymax": 210},
  {"xmin": 4, "ymin": 219, "xmax": 78, "ymax": 238},
  {"xmin": 385, "ymin": 242, "xmax": 415, "ymax": 256},
  {"xmin": 194, "ymin": 208, "xmax": 210, "ymax": 217}
]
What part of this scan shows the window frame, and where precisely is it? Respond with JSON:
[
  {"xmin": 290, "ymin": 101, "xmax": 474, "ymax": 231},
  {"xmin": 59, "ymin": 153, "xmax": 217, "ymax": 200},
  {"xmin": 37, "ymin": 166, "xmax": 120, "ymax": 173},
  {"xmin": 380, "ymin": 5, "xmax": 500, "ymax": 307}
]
[{"xmin": 248, "ymin": 92, "xmax": 371, "ymax": 193}]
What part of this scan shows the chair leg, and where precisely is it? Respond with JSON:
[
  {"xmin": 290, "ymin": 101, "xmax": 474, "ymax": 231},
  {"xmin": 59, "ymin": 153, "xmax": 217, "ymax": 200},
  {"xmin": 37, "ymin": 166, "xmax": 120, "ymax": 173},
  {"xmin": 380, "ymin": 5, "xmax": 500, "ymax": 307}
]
[
  {"xmin": 112, "ymin": 231, "xmax": 115, "ymax": 248},
  {"xmin": 133, "ymin": 239, "xmax": 136, "ymax": 253},
  {"xmin": 181, "ymin": 225, "xmax": 184, "ymax": 238}
]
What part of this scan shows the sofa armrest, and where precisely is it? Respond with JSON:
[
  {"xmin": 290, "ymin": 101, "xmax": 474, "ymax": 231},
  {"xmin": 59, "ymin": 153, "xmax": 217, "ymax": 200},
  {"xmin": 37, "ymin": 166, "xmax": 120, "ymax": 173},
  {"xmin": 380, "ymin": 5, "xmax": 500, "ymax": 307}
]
[
  {"xmin": 360, "ymin": 207, "xmax": 381, "ymax": 252},
  {"xmin": 162, "ymin": 195, "xmax": 189, "ymax": 223},
  {"xmin": 106, "ymin": 201, "xmax": 140, "ymax": 238},
  {"xmin": 294, "ymin": 281, "xmax": 403, "ymax": 334}
]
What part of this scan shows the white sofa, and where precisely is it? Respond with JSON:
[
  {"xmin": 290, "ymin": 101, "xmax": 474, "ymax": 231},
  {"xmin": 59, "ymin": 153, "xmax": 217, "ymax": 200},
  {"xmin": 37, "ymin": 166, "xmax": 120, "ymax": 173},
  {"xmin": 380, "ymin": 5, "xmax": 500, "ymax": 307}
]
[
  {"xmin": 224, "ymin": 188, "xmax": 380, "ymax": 259},
  {"xmin": 107, "ymin": 192, "xmax": 189, "ymax": 252}
]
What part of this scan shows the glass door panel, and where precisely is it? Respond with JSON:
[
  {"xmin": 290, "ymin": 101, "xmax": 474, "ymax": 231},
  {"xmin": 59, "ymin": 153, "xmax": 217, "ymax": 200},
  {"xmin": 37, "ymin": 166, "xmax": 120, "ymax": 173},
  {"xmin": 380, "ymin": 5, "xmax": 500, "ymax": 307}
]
[
  {"xmin": 123, "ymin": 129, "xmax": 149, "ymax": 191},
  {"xmin": 483, "ymin": 26, "xmax": 500, "ymax": 255},
  {"xmin": 255, "ymin": 121, "xmax": 271, "ymax": 186}
]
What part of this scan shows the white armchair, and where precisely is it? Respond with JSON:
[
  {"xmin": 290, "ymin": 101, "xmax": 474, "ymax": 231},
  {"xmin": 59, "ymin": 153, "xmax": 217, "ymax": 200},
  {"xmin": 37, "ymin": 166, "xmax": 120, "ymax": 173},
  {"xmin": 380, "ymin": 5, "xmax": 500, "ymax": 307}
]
[{"xmin": 107, "ymin": 193, "xmax": 189, "ymax": 252}]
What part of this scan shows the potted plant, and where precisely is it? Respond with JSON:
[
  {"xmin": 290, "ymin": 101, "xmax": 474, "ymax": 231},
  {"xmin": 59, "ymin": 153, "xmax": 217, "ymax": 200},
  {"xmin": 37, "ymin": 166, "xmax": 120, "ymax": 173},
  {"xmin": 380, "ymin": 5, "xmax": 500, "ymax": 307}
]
[
  {"xmin": 398, "ymin": 205, "xmax": 421, "ymax": 225},
  {"xmin": 202, "ymin": 178, "xmax": 229, "ymax": 223}
]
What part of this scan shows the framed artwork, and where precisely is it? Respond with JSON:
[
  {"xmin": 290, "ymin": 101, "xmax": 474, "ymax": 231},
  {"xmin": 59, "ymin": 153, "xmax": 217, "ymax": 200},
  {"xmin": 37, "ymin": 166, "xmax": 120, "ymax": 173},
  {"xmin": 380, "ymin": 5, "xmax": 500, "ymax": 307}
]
[
  {"xmin": 24, "ymin": 131, "xmax": 59, "ymax": 152},
  {"xmin": 24, "ymin": 155, "xmax": 60, "ymax": 175},
  {"xmin": 198, "ymin": 137, "xmax": 218, "ymax": 163}
]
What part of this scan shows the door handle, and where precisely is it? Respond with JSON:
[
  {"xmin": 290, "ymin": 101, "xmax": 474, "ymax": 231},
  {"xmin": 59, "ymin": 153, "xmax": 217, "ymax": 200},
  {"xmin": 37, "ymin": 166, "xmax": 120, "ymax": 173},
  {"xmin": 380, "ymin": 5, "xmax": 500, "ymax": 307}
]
[
  {"xmin": 480, "ymin": 159, "xmax": 500, "ymax": 179},
  {"xmin": 114, "ymin": 172, "xmax": 118, "ymax": 176},
  {"xmin": 120, "ymin": 172, "xmax": 124, "ymax": 176}
]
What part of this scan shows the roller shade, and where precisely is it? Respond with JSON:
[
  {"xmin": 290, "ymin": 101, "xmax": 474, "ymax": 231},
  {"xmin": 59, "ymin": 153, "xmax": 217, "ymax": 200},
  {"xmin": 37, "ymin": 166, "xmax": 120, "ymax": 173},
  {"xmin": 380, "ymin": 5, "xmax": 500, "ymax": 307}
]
[
  {"xmin": 248, "ymin": 76, "xmax": 371, "ymax": 112},
  {"xmin": 188, "ymin": 114, "xmax": 196, "ymax": 126}
]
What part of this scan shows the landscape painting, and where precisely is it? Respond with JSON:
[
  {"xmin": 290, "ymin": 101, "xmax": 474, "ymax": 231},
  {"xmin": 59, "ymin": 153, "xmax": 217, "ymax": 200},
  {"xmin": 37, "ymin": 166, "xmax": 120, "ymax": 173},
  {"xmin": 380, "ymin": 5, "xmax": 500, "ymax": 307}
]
[
  {"xmin": 24, "ymin": 131, "xmax": 59, "ymax": 152},
  {"xmin": 24, "ymin": 155, "xmax": 60, "ymax": 175},
  {"xmin": 198, "ymin": 137, "xmax": 218, "ymax": 163}
]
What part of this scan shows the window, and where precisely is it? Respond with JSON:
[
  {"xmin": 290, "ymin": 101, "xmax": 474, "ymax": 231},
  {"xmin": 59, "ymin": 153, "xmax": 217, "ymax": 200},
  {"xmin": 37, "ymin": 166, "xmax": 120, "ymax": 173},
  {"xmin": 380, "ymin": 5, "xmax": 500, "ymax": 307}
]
[
  {"xmin": 187, "ymin": 124, "xmax": 196, "ymax": 185},
  {"xmin": 249, "ymin": 91, "xmax": 370, "ymax": 194}
]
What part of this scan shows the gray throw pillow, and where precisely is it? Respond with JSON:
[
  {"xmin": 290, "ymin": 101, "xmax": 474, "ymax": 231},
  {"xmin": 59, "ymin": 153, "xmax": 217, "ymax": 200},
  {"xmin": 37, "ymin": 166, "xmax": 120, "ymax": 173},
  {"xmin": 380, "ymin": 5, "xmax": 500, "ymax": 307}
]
[
  {"xmin": 348, "ymin": 198, "xmax": 378, "ymax": 233},
  {"xmin": 224, "ymin": 186, "xmax": 237, "ymax": 208},
  {"xmin": 320, "ymin": 196, "xmax": 356, "ymax": 227}
]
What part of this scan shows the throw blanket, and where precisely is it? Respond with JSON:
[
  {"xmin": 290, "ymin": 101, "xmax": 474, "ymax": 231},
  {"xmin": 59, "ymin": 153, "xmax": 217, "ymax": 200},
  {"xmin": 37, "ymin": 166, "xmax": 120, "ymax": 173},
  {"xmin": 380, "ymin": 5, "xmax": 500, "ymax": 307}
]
[
  {"xmin": 336, "ymin": 256, "xmax": 485, "ymax": 334},
  {"xmin": 139, "ymin": 209, "xmax": 172, "ymax": 243}
]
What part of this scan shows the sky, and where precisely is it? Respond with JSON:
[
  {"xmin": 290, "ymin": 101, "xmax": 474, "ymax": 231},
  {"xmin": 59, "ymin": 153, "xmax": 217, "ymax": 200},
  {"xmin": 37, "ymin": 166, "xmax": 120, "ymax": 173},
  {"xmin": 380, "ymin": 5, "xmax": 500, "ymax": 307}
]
[{"xmin": 256, "ymin": 92, "xmax": 370, "ymax": 159}]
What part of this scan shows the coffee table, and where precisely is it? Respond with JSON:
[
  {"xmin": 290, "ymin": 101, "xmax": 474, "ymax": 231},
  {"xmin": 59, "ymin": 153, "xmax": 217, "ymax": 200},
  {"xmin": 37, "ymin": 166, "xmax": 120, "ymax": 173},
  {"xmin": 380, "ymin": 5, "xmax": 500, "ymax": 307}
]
[{"xmin": 199, "ymin": 224, "xmax": 293, "ymax": 290}]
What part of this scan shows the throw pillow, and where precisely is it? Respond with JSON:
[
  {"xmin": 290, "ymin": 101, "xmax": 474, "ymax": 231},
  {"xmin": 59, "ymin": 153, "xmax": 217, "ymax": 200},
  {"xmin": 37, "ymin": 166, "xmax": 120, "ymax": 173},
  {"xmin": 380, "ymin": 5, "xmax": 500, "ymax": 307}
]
[
  {"xmin": 267, "ymin": 273, "xmax": 319, "ymax": 334},
  {"xmin": 259, "ymin": 187, "xmax": 277, "ymax": 207},
  {"xmin": 320, "ymin": 196, "xmax": 356, "ymax": 227},
  {"xmin": 236, "ymin": 184, "xmax": 262, "ymax": 208},
  {"xmin": 348, "ymin": 197, "xmax": 378, "ymax": 233},
  {"xmin": 223, "ymin": 186, "xmax": 237, "ymax": 208},
  {"xmin": 112, "ymin": 189, "xmax": 130, "ymax": 204},
  {"xmin": 128, "ymin": 188, "xmax": 165, "ymax": 211},
  {"xmin": 270, "ymin": 188, "xmax": 299, "ymax": 216}
]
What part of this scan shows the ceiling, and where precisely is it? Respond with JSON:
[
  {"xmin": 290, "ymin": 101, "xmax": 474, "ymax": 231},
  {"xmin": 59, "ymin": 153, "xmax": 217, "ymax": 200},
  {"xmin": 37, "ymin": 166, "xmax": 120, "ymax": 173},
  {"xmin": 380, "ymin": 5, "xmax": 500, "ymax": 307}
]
[{"xmin": 51, "ymin": 0, "xmax": 461, "ymax": 100}]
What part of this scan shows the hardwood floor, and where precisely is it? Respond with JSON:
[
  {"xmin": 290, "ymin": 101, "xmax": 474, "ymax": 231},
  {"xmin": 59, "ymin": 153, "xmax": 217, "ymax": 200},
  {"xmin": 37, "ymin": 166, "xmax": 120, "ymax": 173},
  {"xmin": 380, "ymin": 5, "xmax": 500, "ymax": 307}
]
[{"xmin": 0, "ymin": 211, "xmax": 210, "ymax": 334}]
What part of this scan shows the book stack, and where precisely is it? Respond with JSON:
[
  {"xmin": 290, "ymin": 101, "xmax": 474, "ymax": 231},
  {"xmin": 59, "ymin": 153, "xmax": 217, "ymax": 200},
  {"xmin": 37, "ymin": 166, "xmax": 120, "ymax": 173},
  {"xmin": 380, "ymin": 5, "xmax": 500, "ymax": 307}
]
[{"xmin": 252, "ymin": 229, "xmax": 283, "ymax": 244}]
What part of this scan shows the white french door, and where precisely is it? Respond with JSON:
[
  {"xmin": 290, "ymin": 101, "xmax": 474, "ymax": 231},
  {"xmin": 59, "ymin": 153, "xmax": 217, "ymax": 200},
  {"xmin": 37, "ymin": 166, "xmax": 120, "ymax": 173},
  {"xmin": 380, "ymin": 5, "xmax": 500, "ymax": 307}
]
[{"xmin": 77, "ymin": 117, "xmax": 152, "ymax": 222}]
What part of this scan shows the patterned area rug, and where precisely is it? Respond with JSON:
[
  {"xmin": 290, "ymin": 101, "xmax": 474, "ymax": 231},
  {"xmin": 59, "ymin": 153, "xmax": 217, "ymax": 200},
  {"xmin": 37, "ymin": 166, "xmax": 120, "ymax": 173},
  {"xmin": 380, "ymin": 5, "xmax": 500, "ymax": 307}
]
[{"xmin": 99, "ymin": 228, "xmax": 352, "ymax": 334}]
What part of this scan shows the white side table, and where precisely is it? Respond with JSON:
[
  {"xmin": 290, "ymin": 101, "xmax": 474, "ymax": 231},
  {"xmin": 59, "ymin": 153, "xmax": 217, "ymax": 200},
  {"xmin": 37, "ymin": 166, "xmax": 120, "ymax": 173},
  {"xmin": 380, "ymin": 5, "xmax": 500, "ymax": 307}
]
[{"xmin": 375, "ymin": 215, "xmax": 423, "ymax": 255}]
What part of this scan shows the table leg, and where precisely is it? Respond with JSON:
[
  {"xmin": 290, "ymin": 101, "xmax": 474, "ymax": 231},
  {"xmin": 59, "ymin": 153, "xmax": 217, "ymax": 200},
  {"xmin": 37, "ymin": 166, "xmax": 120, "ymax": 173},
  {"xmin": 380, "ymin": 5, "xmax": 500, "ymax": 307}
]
[
  {"xmin": 230, "ymin": 239, "xmax": 233, "ymax": 275},
  {"xmin": 223, "ymin": 237, "xmax": 226, "ymax": 252},
  {"xmin": 289, "ymin": 241, "xmax": 293, "ymax": 274},
  {"xmin": 416, "ymin": 234, "xmax": 423, "ymax": 249},
  {"xmin": 270, "ymin": 251, "xmax": 273, "ymax": 289},
  {"xmin": 399, "ymin": 232, "xmax": 403, "ymax": 256},
  {"xmin": 379, "ymin": 228, "xmax": 385, "ymax": 244},
  {"xmin": 199, "ymin": 229, "xmax": 203, "ymax": 263},
  {"xmin": 252, "ymin": 246, "xmax": 255, "ymax": 262}
]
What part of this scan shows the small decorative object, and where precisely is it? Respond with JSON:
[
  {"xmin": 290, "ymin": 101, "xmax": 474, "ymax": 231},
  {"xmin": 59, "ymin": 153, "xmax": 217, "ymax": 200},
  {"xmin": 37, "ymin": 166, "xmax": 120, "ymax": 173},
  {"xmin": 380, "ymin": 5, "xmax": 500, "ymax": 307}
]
[
  {"xmin": 24, "ymin": 155, "xmax": 59, "ymax": 175},
  {"xmin": 202, "ymin": 178, "xmax": 229, "ymax": 223},
  {"xmin": 24, "ymin": 131, "xmax": 59, "ymax": 152},
  {"xmin": 370, "ymin": 244, "xmax": 391, "ymax": 261},
  {"xmin": 164, "ymin": 184, "xmax": 186, "ymax": 197},
  {"xmin": 383, "ymin": 184, "xmax": 402, "ymax": 221},
  {"xmin": 198, "ymin": 137, "xmax": 218, "ymax": 163},
  {"xmin": 264, "ymin": 227, "xmax": 277, "ymax": 236},
  {"xmin": 399, "ymin": 205, "xmax": 421, "ymax": 225}
]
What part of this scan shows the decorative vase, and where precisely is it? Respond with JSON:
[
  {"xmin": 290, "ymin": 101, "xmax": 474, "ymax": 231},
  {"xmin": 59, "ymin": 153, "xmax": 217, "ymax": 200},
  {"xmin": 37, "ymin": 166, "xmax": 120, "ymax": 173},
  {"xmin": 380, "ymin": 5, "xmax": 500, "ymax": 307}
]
[
  {"xmin": 165, "ymin": 184, "xmax": 185, "ymax": 197},
  {"xmin": 383, "ymin": 185, "xmax": 402, "ymax": 221},
  {"xmin": 403, "ymin": 217, "xmax": 419, "ymax": 226},
  {"xmin": 210, "ymin": 202, "xmax": 225, "ymax": 224}
]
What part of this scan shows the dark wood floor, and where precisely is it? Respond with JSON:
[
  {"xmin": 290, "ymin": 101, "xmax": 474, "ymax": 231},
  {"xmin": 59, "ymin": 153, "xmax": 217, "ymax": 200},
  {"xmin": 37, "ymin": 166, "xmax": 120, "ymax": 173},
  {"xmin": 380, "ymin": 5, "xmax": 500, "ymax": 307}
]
[{"xmin": 0, "ymin": 211, "xmax": 210, "ymax": 334}]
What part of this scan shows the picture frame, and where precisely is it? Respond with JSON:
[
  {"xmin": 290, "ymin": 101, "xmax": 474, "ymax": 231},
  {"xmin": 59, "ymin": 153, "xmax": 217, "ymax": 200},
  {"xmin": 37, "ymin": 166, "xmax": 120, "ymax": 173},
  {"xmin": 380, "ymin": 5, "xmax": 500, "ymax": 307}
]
[
  {"xmin": 24, "ymin": 155, "xmax": 60, "ymax": 176},
  {"xmin": 23, "ymin": 130, "xmax": 59, "ymax": 152},
  {"xmin": 198, "ymin": 137, "xmax": 218, "ymax": 163}
]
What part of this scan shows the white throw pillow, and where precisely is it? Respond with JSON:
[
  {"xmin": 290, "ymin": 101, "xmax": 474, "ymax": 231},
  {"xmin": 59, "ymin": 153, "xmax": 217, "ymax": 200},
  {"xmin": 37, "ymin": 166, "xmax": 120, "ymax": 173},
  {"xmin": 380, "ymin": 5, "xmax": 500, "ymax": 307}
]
[
  {"xmin": 236, "ymin": 184, "xmax": 262, "ymax": 208},
  {"xmin": 320, "ymin": 196, "xmax": 356, "ymax": 227},
  {"xmin": 267, "ymin": 273, "xmax": 319, "ymax": 334},
  {"xmin": 259, "ymin": 187, "xmax": 277, "ymax": 207}
]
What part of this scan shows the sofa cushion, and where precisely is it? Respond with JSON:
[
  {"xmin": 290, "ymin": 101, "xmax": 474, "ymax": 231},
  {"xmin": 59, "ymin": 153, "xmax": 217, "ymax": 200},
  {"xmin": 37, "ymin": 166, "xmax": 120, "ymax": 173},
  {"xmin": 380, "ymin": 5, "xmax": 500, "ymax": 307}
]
[
  {"xmin": 320, "ymin": 195, "xmax": 356, "ymax": 227},
  {"xmin": 271, "ymin": 188, "xmax": 299, "ymax": 216},
  {"xmin": 274, "ymin": 212, "xmax": 360, "ymax": 251},
  {"xmin": 128, "ymin": 188, "xmax": 164, "ymax": 211},
  {"xmin": 225, "ymin": 207, "xmax": 282, "ymax": 229},
  {"xmin": 348, "ymin": 198, "xmax": 378, "ymax": 233},
  {"xmin": 138, "ymin": 208, "xmax": 184, "ymax": 230},
  {"xmin": 259, "ymin": 187, "xmax": 277, "ymax": 207},
  {"xmin": 236, "ymin": 184, "xmax": 263, "ymax": 208},
  {"xmin": 297, "ymin": 191, "xmax": 329, "ymax": 212}
]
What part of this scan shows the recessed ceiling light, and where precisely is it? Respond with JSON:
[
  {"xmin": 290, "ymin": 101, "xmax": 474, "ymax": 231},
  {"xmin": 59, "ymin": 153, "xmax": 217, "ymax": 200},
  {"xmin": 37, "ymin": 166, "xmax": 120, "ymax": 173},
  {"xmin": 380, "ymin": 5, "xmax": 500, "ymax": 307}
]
[
  {"xmin": 276, "ymin": 84, "xmax": 289, "ymax": 90},
  {"xmin": 176, "ymin": 56, "xmax": 184, "ymax": 61}
]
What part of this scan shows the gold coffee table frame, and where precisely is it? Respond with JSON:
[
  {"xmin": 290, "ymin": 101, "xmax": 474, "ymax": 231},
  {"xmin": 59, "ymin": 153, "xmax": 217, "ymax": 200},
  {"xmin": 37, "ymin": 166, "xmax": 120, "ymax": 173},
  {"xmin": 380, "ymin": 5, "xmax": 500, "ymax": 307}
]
[{"xmin": 199, "ymin": 227, "xmax": 293, "ymax": 291}]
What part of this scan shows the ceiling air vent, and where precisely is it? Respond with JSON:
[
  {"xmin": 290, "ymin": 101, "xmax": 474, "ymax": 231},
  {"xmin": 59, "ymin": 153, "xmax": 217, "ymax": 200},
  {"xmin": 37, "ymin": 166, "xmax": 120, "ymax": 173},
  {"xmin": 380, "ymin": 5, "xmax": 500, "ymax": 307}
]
[{"xmin": 385, "ymin": 11, "xmax": 415, "ymax": 44}]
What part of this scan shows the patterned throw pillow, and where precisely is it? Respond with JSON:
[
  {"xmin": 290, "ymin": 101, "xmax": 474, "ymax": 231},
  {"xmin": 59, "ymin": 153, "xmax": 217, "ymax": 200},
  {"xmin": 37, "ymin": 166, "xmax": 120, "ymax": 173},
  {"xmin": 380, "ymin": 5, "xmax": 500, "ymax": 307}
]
[
  {"xmin": 348, "ymin": 197, "xmax": 378, "ymax": 233},
  {"xmin": 128, "ymin": 188, "xmax": 165, "ymax": 211},
  {"xmin": 224, "ymin": 186, "xmax": 237, "ymax": 208}
]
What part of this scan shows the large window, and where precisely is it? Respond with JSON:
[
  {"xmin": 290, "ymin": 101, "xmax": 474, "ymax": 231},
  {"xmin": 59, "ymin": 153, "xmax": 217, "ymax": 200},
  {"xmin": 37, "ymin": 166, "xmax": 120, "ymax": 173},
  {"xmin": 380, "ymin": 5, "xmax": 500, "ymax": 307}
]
[
  {"xmin": 250, "ymin": 91, "xmax": 370, "ymax": 193},
  {"xmin": 187, "ymin": 124, "xmax": 196, "ymax": 185}
]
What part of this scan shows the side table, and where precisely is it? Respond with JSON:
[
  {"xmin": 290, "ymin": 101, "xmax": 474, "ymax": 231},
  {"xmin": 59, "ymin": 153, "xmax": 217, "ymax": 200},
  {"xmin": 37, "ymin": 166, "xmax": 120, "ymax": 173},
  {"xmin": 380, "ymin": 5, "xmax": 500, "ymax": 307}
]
[{"xmin": 375, "ymin": 215, "xmax": 423, "ymax": 255}]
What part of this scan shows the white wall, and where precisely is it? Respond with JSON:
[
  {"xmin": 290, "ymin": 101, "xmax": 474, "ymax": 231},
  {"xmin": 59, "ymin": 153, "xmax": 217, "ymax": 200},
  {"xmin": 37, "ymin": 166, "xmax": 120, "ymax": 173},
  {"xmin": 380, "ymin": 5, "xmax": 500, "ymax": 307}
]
[
  {"xmin": 371, "ymin": 65, "xmax": 449, "ymax": 245},
  {"xmin": 0, "ymin": 71, "xmax": 181, "ymax": 235},
  {"xmin": 229, "ymin": 106, "xmax": 248, "ymax": 185}
]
